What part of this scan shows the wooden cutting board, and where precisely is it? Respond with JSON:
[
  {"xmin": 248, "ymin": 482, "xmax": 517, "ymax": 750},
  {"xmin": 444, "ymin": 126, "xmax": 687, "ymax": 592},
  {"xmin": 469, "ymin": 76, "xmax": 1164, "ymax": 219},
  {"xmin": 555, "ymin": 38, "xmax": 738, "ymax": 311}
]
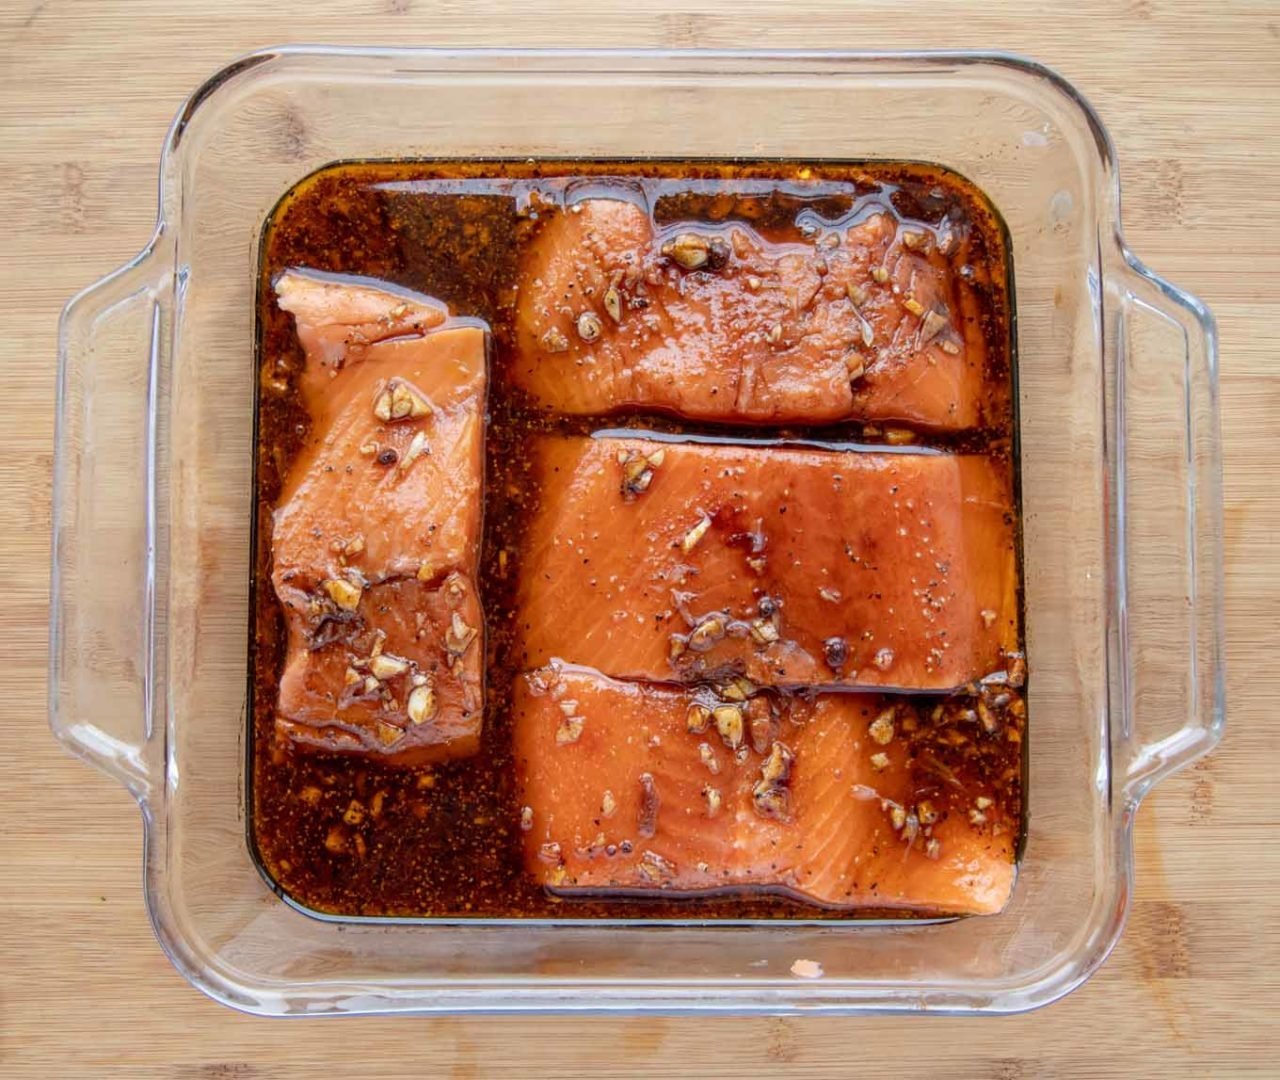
[{"xmin": 2, "ymin": 1, "xmax": 1276, "ymax": 1075}]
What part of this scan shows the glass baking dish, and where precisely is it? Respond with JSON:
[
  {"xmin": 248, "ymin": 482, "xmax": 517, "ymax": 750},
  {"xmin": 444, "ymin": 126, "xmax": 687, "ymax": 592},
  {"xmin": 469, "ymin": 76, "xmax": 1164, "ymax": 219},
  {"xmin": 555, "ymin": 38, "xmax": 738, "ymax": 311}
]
[{"xmin": 50, "ymin": 47, "xmax": 1224, "ymax": 1015}]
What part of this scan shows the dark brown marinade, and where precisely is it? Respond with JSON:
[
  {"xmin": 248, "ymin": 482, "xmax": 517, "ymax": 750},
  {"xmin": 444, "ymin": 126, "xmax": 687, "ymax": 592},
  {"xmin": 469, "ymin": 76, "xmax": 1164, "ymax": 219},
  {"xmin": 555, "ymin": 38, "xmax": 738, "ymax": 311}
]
[{"xmin": 251, "ymin": 160, "xmax": 1022, "ymax": 920}]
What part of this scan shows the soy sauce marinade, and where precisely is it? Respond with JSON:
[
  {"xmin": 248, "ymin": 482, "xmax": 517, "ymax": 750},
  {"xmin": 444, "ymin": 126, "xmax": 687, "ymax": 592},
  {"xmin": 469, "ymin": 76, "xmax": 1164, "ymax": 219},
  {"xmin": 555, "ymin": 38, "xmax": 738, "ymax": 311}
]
[{"xmin": 251, "ymin": 161, "xmax": 1023, "ymax": 919}]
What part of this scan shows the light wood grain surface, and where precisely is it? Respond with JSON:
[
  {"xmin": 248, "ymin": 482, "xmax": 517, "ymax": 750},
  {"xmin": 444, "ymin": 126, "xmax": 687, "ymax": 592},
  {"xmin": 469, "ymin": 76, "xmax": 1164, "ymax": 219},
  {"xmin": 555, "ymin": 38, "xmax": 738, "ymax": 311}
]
[{"xmin": 3, "ymin": 1, "xmax": 1277, "ymax": 1076}]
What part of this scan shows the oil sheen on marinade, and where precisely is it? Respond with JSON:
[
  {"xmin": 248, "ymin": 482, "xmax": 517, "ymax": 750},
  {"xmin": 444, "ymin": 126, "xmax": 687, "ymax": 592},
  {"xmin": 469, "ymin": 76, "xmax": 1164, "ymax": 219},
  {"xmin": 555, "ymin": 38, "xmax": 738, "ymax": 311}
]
[{"xmin": 251, "ymin": 160, "xmax": 1023, "ymax": 919}]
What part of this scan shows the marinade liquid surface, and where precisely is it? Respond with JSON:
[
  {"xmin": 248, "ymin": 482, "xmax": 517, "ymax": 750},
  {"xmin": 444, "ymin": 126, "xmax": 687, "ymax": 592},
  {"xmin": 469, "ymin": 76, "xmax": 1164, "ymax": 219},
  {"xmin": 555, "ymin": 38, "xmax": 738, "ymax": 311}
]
[{"xmin": 251, "ymin": 160, "xmax": 1022, "ymax": 919}]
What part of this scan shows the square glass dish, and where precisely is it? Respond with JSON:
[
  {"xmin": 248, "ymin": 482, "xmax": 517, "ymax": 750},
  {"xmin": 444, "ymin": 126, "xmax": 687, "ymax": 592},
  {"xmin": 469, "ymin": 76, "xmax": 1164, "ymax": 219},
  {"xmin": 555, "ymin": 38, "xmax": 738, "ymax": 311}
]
[{"xmin": 50, "ymin": 48, "xmax": 1224, "ymax": 1015}]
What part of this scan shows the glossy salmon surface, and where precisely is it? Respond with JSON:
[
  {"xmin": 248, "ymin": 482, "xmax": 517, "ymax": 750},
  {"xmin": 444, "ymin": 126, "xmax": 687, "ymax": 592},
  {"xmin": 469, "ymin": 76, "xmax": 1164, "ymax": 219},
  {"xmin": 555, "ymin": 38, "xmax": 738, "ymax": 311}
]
[
  {"xmin": 275, "ymin": 575, "xmax": 484, "ymax": 766},
  {"xmin": 514, "ymin": 198, "xmax": 997, "ymax": 429},
  {"xmin": 275, "ymin": 268, "xmax": 449, "ymax": 406},
  {"xmin": 270, "ymin": 271, "xmax": 487, "ymax": 764},
  {"xmin": 516, "ymin": 435, "xmax": 1019, "ymax": 691},
  {"xmin": 515, "ymin": 667, "xmax": 1016, "ymax": 914}
]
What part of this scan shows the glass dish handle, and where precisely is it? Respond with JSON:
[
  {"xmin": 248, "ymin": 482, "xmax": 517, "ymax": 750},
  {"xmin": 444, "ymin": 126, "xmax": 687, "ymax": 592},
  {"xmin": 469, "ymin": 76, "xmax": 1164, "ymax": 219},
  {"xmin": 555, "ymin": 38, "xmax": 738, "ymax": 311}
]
[
  {"xmin": 1113, "ymin": 249, "xmax": 1226, "ymax": 807},
  {"xmin": 49, "ymin": 234, "xmax": 173, "ymax": 803}
]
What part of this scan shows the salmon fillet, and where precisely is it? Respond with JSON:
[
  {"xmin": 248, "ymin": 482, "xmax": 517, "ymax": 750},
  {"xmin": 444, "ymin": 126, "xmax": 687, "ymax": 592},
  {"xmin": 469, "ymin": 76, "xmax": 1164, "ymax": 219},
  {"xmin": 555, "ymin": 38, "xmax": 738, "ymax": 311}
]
[
  {"xmin": 513, "ymin": 198, "xmax": 996, "ymax": 428},
  {"xmin": 515, "ymin": 435, "xmax": 1019, "ymax": 692},
  {"xmin": 514, "ymin": 667, "xmax": 1016, "ymax": 915},
  {"xmin": 271, "ymin": 270, "xmax": 487, "ymax": 764}
]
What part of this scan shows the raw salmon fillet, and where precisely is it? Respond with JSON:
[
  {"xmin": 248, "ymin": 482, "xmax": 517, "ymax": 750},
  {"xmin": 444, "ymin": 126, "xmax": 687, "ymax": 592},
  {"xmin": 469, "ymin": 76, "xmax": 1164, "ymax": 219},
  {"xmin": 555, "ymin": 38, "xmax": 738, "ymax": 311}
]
[
  {"xmin": 514, "ymin": 667, "xmax": 1016, "ymax": 915},
  {"xmin": 513, "ymin": 198, "xmax": 998, "ymax": 428},
  {"xmin": 271, "ymin": 270, "xmax": 487, "ymax": 764},
  {"xmin": 515, "ymin": 435, "xmax": 1018, "ymax": 691}
]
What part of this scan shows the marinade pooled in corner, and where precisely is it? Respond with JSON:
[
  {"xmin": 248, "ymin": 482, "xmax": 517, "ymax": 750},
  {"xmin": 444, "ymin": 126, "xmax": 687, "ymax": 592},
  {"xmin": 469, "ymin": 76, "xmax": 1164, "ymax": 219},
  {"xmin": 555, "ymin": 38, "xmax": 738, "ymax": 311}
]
[{"xmin": 251, "ymin": 160, "xmax": 1024, "ymax": 920}]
